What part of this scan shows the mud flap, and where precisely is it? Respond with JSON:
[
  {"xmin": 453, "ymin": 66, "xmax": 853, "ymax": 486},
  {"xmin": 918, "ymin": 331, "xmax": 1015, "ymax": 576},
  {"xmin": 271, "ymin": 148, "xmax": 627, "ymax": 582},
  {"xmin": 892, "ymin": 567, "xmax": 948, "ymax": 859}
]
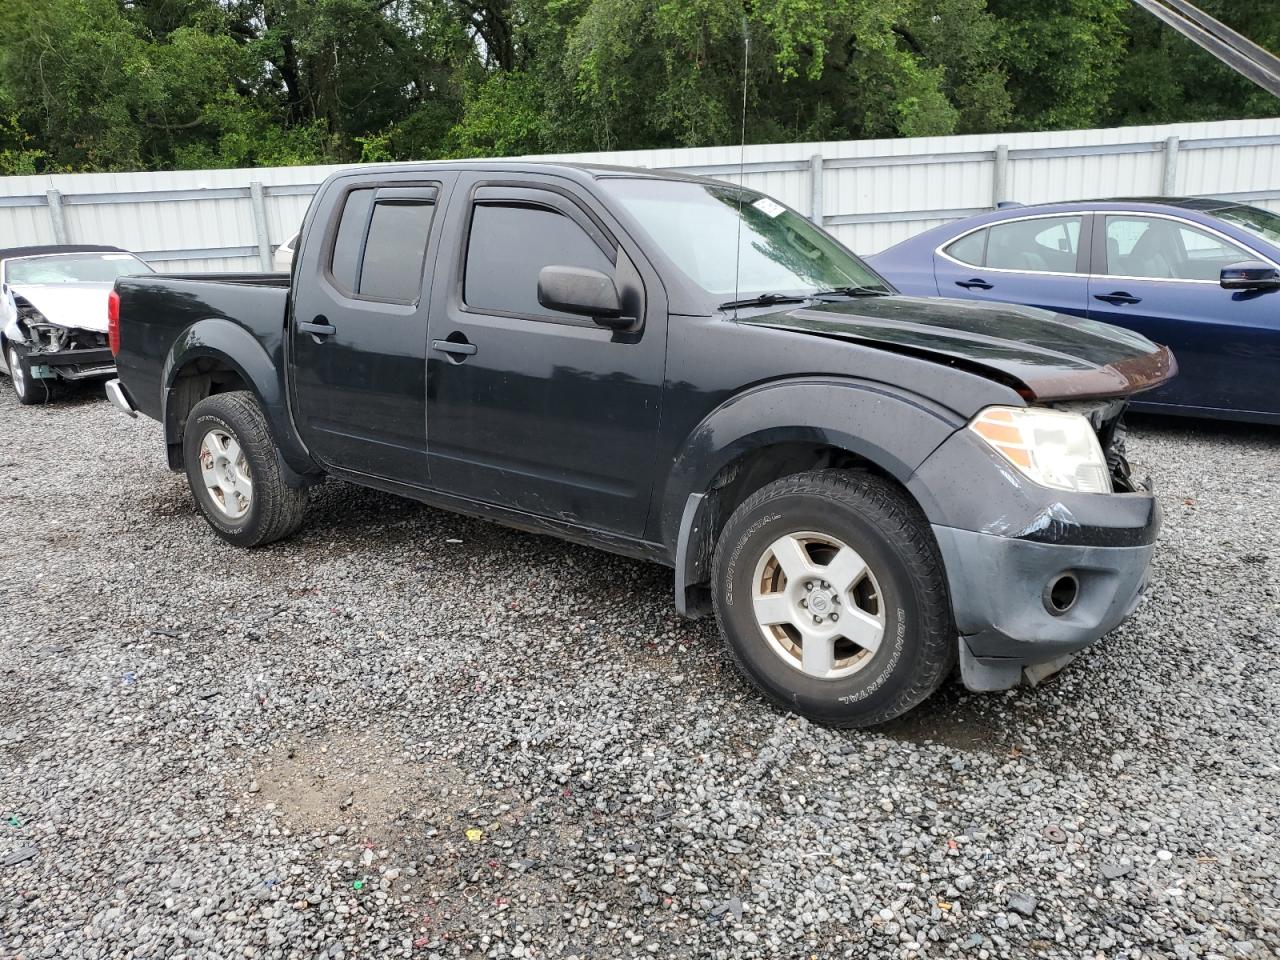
[{"xmin": 957, "ymin": 637, "xmax": 1021, "ymax": 692}]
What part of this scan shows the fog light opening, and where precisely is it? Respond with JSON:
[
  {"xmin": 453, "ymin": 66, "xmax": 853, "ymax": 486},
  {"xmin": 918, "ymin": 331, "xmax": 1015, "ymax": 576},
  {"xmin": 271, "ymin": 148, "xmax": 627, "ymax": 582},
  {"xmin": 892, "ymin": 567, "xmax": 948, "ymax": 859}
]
[{"xmin": 1044, "ymin": 573, "xmax": 1079, "ymax": 616}]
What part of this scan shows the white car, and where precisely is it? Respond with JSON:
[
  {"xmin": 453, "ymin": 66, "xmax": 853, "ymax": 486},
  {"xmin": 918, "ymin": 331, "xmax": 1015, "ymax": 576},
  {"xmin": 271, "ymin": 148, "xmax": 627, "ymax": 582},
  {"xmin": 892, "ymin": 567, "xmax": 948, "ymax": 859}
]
[
  {"xmin": 0, "ymin": 244, "xmax": 154, "ymax": 404},
  {"xmin": 273, "ymin": 233, "xmax": 299, "ymax": 272}
]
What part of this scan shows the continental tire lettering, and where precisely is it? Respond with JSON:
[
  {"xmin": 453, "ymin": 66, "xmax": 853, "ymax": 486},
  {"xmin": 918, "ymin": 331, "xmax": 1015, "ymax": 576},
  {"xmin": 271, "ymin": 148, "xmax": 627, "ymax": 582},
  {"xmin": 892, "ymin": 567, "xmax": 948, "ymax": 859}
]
[
  {"xmin": 724, "ymin": 513, "xmax": 782, "ymax": 606},
  {"xmin": 838, "ymin": 607, "xmax": 908, "ymax": 705}
]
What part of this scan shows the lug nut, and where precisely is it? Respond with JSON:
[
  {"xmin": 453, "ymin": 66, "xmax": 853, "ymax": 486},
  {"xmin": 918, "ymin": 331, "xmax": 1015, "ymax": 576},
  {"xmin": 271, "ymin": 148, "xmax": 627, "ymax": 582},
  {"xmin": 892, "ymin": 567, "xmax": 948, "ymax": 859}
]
[
  {"xmin": 804, "ymin": 581, "xmax": 814, "ymax": 591},
  {"xmin": 812, "ymin": 615, "xmax": 823, "ymax": 624},
  {"xmin": 799, "ymin": 598, "xmax": 808, "ymax": 608},
  {"xmin": 830, "ymin": 612, "xmax": 839, "ymax": 622},
  {"xmin": 820, "ymin": 580, "xmax": 830, "ymax": 589}
]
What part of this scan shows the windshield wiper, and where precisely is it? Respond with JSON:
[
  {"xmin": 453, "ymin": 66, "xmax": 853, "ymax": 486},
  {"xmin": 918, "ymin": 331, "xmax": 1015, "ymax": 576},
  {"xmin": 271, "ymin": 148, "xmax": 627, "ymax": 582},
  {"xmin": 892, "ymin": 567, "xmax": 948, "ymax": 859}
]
[
  {"xmin": 812, "ymin": 285, "xmax": 890, "ymax": 298},
  {"xmin": 719, "ymin": 292, "xmax": 812, "ymax": 310}
]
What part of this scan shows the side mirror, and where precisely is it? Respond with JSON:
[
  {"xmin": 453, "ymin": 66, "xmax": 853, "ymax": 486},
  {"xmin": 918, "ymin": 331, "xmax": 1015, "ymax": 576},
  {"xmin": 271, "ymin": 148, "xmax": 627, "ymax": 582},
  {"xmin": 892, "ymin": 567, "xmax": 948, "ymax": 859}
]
[
  {"xmin": 537, "ymin": 265, "xmax": 627, "ymax": 327},
  {"xmin": 1220, "ymin": 260, "xmax": 1280, "ymax": 290}
]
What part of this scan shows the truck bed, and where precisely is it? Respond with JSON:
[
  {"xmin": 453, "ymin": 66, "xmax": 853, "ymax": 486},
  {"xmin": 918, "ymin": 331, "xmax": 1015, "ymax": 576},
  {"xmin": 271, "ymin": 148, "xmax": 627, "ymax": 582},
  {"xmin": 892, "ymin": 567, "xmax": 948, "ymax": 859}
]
[{"xmin": 114, "ymin": 272, "xmax": 292, "ymax": 425}]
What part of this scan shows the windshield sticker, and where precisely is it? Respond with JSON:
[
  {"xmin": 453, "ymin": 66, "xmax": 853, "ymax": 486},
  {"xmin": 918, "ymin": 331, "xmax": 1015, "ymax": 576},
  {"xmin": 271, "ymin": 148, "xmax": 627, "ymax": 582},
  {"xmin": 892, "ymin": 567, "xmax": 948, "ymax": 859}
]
[{"xmin": 752, "ymin": 197, "xmax": 786, "ymax": 219}]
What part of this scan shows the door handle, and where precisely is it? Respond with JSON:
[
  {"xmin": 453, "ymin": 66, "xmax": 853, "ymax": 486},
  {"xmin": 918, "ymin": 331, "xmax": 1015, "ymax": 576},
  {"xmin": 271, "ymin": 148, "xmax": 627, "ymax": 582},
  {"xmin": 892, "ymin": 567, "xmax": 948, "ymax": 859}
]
[
  {"xmin": 431, "ymin": 337, "xmax": 477, "ymax": 358},
  {"xmin": 1094, "ymin": 292, "xmax": 1142, "ymax": 306},
  {"xmin": 956, "ymin": 278, "xmax": 994, "ymax": 290},
  {"xmin": 299, "ymin": 316, "xmax": 337, "ymax": 337}
]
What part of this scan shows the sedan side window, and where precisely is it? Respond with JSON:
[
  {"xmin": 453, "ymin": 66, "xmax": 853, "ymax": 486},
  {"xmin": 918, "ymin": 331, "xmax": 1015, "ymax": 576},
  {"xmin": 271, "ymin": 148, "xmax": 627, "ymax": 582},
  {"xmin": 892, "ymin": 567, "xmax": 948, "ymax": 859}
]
[
  {"xmin": 984, "ymin": 216, "xmax": 1082, "ymax": 274},
  {"xmin": 944, "ymin": 229, "xmax": 987, "ymax": 267},
  {"xmin": 1103, "ymin": 216, "xmax": 1252, "ymax": 282},
  {"xmin": 464, "ymin": 202, "xmax": 616, "ymax": 322}
]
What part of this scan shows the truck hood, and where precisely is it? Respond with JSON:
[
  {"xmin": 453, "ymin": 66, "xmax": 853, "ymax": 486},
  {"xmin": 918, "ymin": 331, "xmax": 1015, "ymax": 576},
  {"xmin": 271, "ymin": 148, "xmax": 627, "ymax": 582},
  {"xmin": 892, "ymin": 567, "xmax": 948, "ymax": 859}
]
[
  {"xmin": 740, "ymin": 295, "xmax": 1176, "ymax": 401},
  {"xmin": 9, "ymin": 283, "xmax": 112, "ymax": 333}
]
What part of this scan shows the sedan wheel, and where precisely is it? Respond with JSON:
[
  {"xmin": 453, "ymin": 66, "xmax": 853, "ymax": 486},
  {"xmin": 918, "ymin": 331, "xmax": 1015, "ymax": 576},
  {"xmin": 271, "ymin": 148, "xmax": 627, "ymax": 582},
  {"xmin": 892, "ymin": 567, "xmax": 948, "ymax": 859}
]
[{"xmin": 9, "ymin": 346, "xmax": 27, "ymax": 400}]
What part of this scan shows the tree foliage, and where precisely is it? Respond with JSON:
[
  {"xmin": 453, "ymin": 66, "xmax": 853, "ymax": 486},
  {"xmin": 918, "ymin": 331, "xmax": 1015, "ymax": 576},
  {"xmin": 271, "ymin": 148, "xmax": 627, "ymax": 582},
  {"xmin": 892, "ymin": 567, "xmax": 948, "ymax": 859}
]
[{"xmin": 0, "ymin": 0, "xmax": 1273, "ymax": 173}]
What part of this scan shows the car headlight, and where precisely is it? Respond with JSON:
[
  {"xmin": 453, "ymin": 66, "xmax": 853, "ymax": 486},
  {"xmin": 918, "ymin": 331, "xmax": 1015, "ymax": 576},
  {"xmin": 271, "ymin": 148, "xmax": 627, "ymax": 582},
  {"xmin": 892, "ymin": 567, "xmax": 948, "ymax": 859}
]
[{"xmin": 969, "ymin": 406, "xmax": 1112, "ymax": 494}]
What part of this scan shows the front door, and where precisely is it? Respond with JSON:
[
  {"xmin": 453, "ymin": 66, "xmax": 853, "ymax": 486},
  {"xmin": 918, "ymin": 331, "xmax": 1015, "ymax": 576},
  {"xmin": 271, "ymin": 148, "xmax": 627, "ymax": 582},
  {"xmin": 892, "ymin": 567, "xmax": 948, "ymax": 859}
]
[
  {"xmin": 933, "ymin": 213, "xmax": 1091, "ymax": 318},
  {"xmin": 1087, "ymin": 213, "xmax": 1280, "ymax": 417},
  {"xmin": 290, "ymin": 174, "xmax": 454, "ymax": 485},
  {"xmin": 424, "ymin": 175, "xmax": 667, "ymax": 537}
]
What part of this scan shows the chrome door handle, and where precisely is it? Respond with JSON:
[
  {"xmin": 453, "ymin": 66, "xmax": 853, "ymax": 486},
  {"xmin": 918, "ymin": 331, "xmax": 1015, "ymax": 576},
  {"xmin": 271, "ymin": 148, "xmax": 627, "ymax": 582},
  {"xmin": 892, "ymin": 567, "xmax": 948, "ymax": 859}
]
[
  {"xmin": 431, "ymin": 338, "xmax": 477, "ymax": 357},
  {"xmin": 299, "ymin": 317, "xmax": 337, "ymax": 336}
]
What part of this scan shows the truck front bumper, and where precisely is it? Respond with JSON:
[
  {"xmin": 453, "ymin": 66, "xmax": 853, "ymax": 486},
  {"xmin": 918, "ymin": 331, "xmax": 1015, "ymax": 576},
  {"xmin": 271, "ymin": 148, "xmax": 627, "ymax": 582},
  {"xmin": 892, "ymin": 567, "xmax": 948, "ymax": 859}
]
[
  {"xmin": 933, "ymin": 522, "xmax": 1157, "ymax": 690},
  {"xmin": 908, "ymin": 422, "xmax": 1162, "ymax": 692}
]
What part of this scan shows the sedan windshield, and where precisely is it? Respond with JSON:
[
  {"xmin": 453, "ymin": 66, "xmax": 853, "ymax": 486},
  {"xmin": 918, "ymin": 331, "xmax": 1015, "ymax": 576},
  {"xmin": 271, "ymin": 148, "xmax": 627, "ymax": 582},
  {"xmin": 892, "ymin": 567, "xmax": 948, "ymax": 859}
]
[
  {"xmin": 5, "ymin": 253, "xmax": 152, "ymax": 285},
  {"xmin": 599, "ymin": 177, "xmax": 890, "ymax": 302},
  {"xmin": 1209, "ymin": 204, "xmax": 1280, "ymax": 249}
]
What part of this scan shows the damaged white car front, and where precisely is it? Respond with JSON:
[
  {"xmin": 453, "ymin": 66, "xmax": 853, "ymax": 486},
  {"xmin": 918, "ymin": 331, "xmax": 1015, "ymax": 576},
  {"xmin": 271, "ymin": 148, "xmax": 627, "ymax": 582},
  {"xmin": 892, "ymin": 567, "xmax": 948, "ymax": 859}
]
[{"xmin": 1, "ymin": 246, "xmax": 153, "ymax": 405}]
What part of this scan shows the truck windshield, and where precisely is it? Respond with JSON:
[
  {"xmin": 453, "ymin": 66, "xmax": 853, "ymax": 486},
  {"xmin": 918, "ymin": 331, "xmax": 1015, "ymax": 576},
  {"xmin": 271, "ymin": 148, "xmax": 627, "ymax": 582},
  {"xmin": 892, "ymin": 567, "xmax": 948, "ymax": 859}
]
[
  {"xmin": 5, "ymin": 253, "xmax": 153, "ymax": 285},
  {"xmin": 599, "ymin": 177, "xmax": 891, "ymax": 302}
]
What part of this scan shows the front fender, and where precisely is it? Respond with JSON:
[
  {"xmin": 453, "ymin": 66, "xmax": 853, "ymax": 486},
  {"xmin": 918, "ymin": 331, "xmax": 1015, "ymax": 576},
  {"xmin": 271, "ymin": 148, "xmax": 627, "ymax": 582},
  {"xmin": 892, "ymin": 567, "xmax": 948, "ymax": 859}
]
[
  {"xmin": 162, "ymin": 318, "xmax": 314, "ymax": 476},
  {"xmin": 661, "ymin": 377, "xmax": 964, "ymax": 552}
]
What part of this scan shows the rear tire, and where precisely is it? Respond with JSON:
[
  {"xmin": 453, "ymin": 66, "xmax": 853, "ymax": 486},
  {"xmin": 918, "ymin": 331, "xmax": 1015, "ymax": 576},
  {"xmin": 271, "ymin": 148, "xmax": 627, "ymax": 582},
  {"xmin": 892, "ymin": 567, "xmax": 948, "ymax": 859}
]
[
  {"xmin": 183, "ymin": 391, "xmax": 307, "ymax": 547},
  {"xmin": 711, "ymin": 469, "xmax": 956, "ymax": 727},
  {"xmin": 7, "ymin": 344, "xmax": 52, "ymax": 405}
]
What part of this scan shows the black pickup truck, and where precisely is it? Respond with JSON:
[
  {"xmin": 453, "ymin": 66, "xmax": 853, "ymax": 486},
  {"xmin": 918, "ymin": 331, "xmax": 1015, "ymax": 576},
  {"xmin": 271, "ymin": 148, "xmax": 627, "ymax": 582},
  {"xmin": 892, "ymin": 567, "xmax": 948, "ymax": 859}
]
[{"xmin": 109, "ymin": 161, "xmax": 1175, "ymax": 726}]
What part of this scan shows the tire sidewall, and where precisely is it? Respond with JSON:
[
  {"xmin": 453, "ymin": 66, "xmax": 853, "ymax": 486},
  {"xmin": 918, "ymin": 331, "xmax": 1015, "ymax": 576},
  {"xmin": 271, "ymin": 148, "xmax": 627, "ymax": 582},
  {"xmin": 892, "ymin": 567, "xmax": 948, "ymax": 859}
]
[
  {"xmin": 715, "ymin": 491, "xmax": 928, "ymax": 723},
  {"xmin": 184, "ymin": 409, "xmax": 263, "ymax": 545},
  {"xmin": 8, "ymin": 346, "xmax": 26, "ymax": 401}
]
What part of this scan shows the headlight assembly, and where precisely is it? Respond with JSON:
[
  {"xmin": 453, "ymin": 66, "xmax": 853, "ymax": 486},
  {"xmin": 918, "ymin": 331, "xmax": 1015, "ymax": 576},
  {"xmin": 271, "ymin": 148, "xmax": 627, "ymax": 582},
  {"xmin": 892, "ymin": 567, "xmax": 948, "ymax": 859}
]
[{"xmin": 969, "ymin": 406, "xmax": 1112, "ymax": 494}]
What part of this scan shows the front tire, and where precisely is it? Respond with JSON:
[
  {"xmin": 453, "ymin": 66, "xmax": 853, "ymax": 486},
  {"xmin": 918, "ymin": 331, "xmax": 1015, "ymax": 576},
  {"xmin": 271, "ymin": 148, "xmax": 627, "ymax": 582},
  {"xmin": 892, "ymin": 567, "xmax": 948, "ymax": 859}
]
[
  {"xmin": 183, "ymin": 391, "xmax": 307, "ymax": 547},
  {"xmin": 7, "ymin": 344, "xmax": 52, "ymax": 405},
  {"xmin": 712, "ymin": 469, "xmax": 956, "ymax": 727}
]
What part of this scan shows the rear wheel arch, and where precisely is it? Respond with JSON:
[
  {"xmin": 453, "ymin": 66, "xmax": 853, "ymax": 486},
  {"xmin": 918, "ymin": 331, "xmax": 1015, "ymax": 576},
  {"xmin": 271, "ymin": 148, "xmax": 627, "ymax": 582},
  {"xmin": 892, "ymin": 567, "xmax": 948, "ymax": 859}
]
[{"xmin": 160, "ymin": 320, "xmax": 319, "ymax": 484}]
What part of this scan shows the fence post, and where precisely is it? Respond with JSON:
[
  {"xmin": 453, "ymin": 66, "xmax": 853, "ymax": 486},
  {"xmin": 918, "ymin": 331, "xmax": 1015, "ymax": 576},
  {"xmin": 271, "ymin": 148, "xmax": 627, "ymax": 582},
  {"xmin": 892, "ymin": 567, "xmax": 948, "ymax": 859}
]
[
  {"xmin": 809, "ymin": 154, "xmax": 824, "ymax": 226},
  {"xmin": 45, "ymin": 189, "xmax": 68, "ymax": 244},
  {"xmin": 1161, "ymin": 136, "xmax": 1180, "ymax": 196},
  {"xmin": 992, "ymin": 144, "xmax": 1009, "ymax": 208},
  {"xmin": 249, "ymin": 180, "xmax": 272, "ymax": 271}
]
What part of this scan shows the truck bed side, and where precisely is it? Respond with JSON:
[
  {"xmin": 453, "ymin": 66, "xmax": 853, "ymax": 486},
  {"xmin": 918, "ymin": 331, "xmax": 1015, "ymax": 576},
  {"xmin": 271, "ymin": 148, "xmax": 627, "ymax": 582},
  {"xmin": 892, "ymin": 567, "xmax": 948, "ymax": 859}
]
[{"xmin": 113, "ymin": 273, "xmax": 310, "ymax": 475}]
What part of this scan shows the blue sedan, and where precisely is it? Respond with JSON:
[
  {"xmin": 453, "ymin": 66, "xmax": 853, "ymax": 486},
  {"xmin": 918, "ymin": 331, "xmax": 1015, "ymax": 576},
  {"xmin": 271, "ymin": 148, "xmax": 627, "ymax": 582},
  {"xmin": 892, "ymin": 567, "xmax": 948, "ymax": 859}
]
[{"xmin": 866, "ymin": 198, "xmax": 1280, "ymax": 424}]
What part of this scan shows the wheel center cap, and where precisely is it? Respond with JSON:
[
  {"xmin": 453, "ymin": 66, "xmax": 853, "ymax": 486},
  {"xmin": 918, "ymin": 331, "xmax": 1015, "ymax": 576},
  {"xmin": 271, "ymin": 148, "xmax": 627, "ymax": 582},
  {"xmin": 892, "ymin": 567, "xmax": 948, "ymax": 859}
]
[{"xmin": 808, "ymin": 592, "xmax": 830, "ymax": 614}]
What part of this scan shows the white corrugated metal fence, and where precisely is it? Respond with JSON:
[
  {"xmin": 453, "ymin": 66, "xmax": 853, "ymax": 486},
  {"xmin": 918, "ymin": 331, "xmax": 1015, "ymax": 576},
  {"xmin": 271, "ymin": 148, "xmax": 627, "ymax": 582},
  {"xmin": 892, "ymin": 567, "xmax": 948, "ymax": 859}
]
[{"xmin": 0, "ymin": 118, "xmax": 1277, "ymax": 272}]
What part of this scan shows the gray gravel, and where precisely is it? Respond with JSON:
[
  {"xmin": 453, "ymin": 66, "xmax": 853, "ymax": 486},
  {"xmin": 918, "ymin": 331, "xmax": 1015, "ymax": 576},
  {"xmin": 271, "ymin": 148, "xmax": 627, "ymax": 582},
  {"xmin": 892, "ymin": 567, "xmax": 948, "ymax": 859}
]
[{"xmin": 1, "ymin": 384, "xmax": 1278, "ymax": 960}]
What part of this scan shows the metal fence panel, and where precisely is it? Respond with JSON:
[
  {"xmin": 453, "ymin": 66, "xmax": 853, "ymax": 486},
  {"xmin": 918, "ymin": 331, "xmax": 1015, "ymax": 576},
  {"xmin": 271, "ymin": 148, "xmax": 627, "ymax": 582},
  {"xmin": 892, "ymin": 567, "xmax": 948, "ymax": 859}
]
[{"xmin": 1, "ymin": 118, "xmax": 1277, "ymax": 271}]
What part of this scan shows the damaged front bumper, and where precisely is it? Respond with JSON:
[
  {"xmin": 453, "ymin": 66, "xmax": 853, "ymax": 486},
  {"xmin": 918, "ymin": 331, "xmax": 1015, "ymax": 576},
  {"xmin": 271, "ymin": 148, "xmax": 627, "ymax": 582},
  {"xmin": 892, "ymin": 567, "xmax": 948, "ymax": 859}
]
[
  {"xmin": 909, "ymin": 419, "xmax": 1161, "ymax": 692},
  {"xmin": 932, "ymin": 510, "xmax": 1158, "ymax": 691},
  {"xmin": 24, "ymin": 345, "xmax": 116, "ymax": 382}
]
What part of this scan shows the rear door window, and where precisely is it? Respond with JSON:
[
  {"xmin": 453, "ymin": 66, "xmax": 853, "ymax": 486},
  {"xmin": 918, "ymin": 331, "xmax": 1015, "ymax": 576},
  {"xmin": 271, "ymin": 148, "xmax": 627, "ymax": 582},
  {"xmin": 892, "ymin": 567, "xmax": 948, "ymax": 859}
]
[
  {"xmin": 944, "ymin": 229, "xmax": 987, "ymax": 267},
  {"xmin": 327, "ymin": 185, "xmax": 437, "ymax": 302},
  {"xmin": 984, "ymin": 216, "xmax": 1083, "ymax": 274}
]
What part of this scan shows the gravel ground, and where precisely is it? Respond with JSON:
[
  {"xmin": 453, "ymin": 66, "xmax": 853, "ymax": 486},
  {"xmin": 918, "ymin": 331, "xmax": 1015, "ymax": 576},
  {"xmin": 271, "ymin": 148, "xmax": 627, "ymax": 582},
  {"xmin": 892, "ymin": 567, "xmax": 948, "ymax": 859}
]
[{"xmin": 1, "ymin": 383, "xmax": 1278, "ymax": 960}]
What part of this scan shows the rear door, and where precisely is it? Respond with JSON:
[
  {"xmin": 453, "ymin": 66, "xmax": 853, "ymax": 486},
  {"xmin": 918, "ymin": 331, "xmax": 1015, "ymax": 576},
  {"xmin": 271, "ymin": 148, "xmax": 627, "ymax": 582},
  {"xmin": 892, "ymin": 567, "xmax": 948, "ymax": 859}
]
[
  {"xmin": 290, "ymin": 174, "xmax": 455, "ymax": 485},
  {"xmin": 423, "ymin": 173, "xmax": 667, "ymax": 537},
  {"xmin": 933, "ymin": 213, "xmax": 1091, "ymax": 318},
  {"xmin": 1086, "ymin": 212, "xmax": 1280, "ymax": 417}
]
